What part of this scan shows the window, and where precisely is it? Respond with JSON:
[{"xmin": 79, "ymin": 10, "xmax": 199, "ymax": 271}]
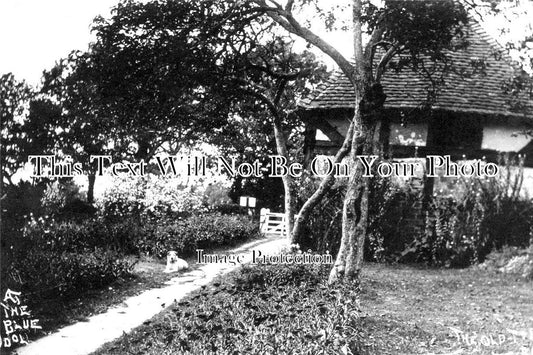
[{"xmin": 390, "ymin": 123, "xmax": 428, "ymax": 146}]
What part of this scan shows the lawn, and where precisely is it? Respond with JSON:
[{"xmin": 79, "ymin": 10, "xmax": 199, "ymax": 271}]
[
  {"xmin": 91, "ymin": 262, "xmax": 533, "ymax": 355},
  {"xmin": 358, "ymin": 263, "xmax": 533, "ymax": 354}
]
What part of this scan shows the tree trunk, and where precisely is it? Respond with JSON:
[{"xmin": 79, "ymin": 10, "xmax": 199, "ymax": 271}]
[
  {"xmin": 291, "ymin": 119, "xmax": 355, "ymax": 244},
  {"xmin": 87, "ymin": 173, "xmax": 96, "ymax": 204},
  {"xmin": 302, "ymin": 124, "xmax": 316, "ymax": 170},
  {"xmin": 329, "ymin": 125, "xmax": 375, "ymax": 283},
  {"xmin": 378, "ymin": 113, "xmax": 391, "ymax": 159},
  {"xmin": 273, "ymin": 120, "xmax": 294, "ymax": 239},
  {"xmin": 328, "ymin": 0, "xmax": 369, "ymax": 284}
]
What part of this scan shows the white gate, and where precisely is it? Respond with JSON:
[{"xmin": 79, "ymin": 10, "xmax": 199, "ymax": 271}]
[{"xmin": 259, "ymin": 208, "xmax": 288, "ymax": 237}]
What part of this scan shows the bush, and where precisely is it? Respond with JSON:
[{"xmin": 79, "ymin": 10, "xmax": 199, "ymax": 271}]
[
  {"xmin": 135, "ymin": 214, "xmax": 260, "ymax": 258},
  {"xmin": 2, "ymin": 176, "xmax": 260, "ymax": 308},
  {"xmin": 21, "ymin": 212, "xmax": 260, "ymax": 260},
  {"xmin": 3, "ymin": 248, "xmax": 134, "ymax": 301},
  {"xmin": 401, "ymin": 161, "xmax": 533, "ymax": 267},
  {"xmin": 294, "ymin": 171, "xmax": 421, "ymax": 262},
  {"xmin": 209, "ymin": 203, "xmax": 248, "ymax": 215},
  {"xmin": 22, "ymin": 216, "xmax": 142, "ymax": 254},
  {"xmin": 366, "ymin": 177, "xmax": 421, "ymax": 262},
  {"xmin": 97, "ymin": 175, "xmax": 208, "ymax": 223},
  {"xmin": 1, "ymin": 181, "xmax": 46, "ymax": 240},
  {"xmin": 295, "ymin": 157, "xmax": 533, "ymax": 268},
  {"xmin": 293, "ymin": 173, "xmax": 345, "ymax": 254},
  {"xmin": 233, "ymin": 262, "xmax": 328, "ymax": 288},
  {"xmin": 41, "ymin": 179, "xmax": 85, "ymax": 218},
  {"xmin": 59, "ymin": 198, "xmax": 98, "ymax": 221},
  {"xmin": 479, "ymin": 245, "xmax": 533, "ymax": 279},
  {"xmin": 3, "ymin": 215, "xmax": 136, "ymax": 303},
  {"xmin": 202, "ymin": 183, "xmax": 232, "ymax": 206}
]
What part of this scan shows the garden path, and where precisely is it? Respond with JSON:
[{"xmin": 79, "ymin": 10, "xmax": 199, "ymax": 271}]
[{"xmin": 15, "ymin": 235, "xmax": 288, "ymax": 355}]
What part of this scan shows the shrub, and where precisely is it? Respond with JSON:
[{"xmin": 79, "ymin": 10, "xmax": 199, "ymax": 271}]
[
  {"xmin": 1, "ymin": 181, "xmax": 46, "ymax": 239},
  {"xmin": 22, "ymin": 216, "xmax": 136, "ymax": 253},
  {"xmin": 97, "ymin": 175, "xmax": 208, "ymax": 223},
  {"xmin": 3, "ymin": 216, "xmax": 136, "ymax": 303},
  {"xmin": 1, "ymin": 178, "xmax": 261, "ymax": 308},
  {"xmin": 293, "ymin": 172, "xmax": 345, "ymax": 254},
  {"xmin": 202, "ymin": 183, "xmax": 232, "ymax": 206},
  {"xmin": 366, "ymin": 177, "xmax": 421, "ymax": 262},
  {"xmin": 21, "ymin": 212, "xmax": 260, "ymax": 260},
  {"xmin": 3, "ymin": 248, "xmax": 134, "ymax": 301},
  {"xmin": 295, "ymin": 157, "xmax": 533, "ymax": 268},
  {"xmin": 96, "ymin": 176, "xmax": 150, "ymax": 222},
  {"xmin": 58, "ymin": 198, "xmax": 97, "ymax": 221},
  {"xmin": 401, "ymin": 160, "xmax": 533, "ymax": 267},
  {"xmin": 135, "ymin": 214, "xmax": 260, "ymax": 258},
  {"xmin": 233, "ymin": 262, "xmax": 328, "ymax": 288},
  {"xmin": 23, "ymin": 217, "xmax": 103, "ymax": 252},
  {"xmin": 479, "ymin": 245, "xmax": 533, "ymax": 279},
  {"xmin": 294, "ymin": 170, "xmax": 421, "ymax": 262},
  {"xmin": 41, "ymin": 179, "xmax": 84, "ymax": 217},
  {"xmin": 209, "ymin": 203, "xmax": 248, "ymax": 215}
]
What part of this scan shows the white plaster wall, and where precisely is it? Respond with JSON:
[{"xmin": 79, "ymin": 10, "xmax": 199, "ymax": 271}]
[
  {"xmin": 481, "ymin": 125, "xmax": 532, "ymax": 152},
  {"xmin": 315, "ymin": 129, "xmax": 330, "ymax": 141},
  {"xmin": 521, "ymin": 167, "xmax": 533, "ymax": 197}
]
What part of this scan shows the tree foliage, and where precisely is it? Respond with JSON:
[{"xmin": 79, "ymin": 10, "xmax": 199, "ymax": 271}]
[
  {"xmin": 1, "ymin": 73, "xmax": 33, "ymax": 186},
  {"xmin": 84, "ymin": 0, "xmax": 276, "ymax": 158},
  {"xmin": 1, "ymin": 74, "xmax": 64, "ymax": 188}
]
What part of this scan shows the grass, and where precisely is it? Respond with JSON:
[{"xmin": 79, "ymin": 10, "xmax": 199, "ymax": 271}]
[
  {"xmin": 357, "ymin": 263, "xmax": 533, "ymax": 354},
  {"xmin": 90, "ymin": 262, "xmax": 533, "ymax": 355}
]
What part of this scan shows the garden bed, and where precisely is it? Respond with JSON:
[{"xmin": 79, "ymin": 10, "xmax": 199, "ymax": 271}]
[
  {"xmin": 92, "ymin": 263, "xmax": 364, "ymax": 355},
  {"xmin": 92, "ymin": 262, "xmax": 533, "ymax": 355}
]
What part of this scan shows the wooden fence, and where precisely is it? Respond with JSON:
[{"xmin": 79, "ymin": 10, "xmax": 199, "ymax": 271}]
[{"xmin": 259, "ymin": 208, "xmax": 288, "ymax": 237}]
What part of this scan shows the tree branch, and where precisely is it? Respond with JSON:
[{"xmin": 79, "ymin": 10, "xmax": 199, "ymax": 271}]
[
  {"xmin": 285, "ymin": 0, "xmax": 295, "ymax": 12},
  {"xmin": 235, "ymin": 80, "xmax": 280, "ymax": 121},
  {"xmin": 252, "ymin": 0, "xmax": 356, "ymax": 85},
  {"xmin": 273, "ymin": 78, "xmax": 288, "ymax": 107},
  {"xmin": 375, "ymin": 43, "xmax": 403, "ymax": 82},
  {"xmin": 247, "ymin": 62, "xmax": 306, "ymax": 80},
  {"xmin": 364, "ymin": 26, "xmax": 385, "ymax": 83}
]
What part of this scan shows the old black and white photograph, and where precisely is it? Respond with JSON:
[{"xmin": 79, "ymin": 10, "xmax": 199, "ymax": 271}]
[{"xmin": 1, "ymin": 0, "xmax": 533, "ymax": 354}]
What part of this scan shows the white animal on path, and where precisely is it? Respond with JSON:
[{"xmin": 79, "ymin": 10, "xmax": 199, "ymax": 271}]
[{"xmin": 164, "ymin": 251, "xmax": 189, "ymax": 273}]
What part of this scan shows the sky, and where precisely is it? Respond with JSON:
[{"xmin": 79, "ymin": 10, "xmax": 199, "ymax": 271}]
[{"xmin": 0, "ymin": 0, "xmax": 114, "ymax": 87}]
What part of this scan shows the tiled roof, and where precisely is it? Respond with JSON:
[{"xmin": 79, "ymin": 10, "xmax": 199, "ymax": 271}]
[{"xmin": 299, "ymin": 20, "xmax": 532, "ymax": 118}]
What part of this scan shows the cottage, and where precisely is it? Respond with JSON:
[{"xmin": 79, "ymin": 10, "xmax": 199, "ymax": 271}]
[{"xmin": 298, "ymin": 19, "xmax": 533, "ymax": 175}]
